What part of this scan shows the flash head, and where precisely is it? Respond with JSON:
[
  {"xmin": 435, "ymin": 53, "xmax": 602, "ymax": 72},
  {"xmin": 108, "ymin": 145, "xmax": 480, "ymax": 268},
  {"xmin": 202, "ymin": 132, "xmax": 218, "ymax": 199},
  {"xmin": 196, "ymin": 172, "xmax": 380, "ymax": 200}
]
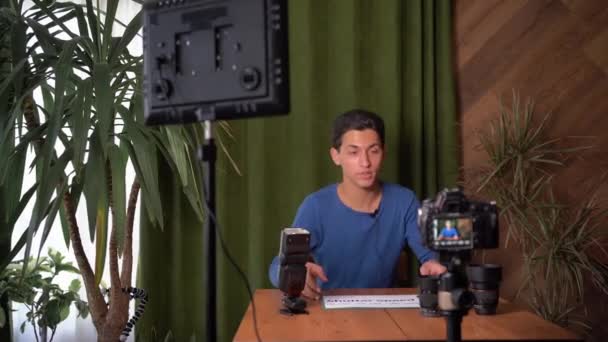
[{"xmin": 278, "ymin": 228, "xmax": 310, "ymax": 298}]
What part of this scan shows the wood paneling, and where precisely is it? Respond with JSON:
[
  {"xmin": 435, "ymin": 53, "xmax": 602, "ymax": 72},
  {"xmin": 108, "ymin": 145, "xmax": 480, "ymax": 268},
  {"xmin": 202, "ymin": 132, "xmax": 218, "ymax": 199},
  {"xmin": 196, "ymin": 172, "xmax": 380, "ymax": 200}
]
[{"xmin": 455, "ymin": 1, "xmax": 608, "ymax": 341}]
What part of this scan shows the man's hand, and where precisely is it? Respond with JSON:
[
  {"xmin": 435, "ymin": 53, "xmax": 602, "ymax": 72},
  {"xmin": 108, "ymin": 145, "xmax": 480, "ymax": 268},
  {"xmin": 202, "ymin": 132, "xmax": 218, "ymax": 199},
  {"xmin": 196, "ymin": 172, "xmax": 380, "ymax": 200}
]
[
  {"xmin": 302, "ymin": 262, "xmax": 328, "ymax": 300},
  {"xmin": 419, "ymin": 259, "xmax": 447, "ymax": 276}
]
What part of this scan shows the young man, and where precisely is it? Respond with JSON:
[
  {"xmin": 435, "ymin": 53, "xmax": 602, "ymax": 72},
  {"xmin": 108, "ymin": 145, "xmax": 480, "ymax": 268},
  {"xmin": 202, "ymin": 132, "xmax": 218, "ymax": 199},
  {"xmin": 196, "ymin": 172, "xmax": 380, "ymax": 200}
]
[{"xmin": 269, "ymin": 109, "xmax": 446, "ymax": 300}]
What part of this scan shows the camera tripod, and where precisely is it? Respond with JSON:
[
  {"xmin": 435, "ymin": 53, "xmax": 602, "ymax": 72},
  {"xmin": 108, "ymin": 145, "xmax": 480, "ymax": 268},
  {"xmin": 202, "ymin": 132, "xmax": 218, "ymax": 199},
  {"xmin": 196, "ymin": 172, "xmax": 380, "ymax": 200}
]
[{"xmin": 438, "ymin": 253, "xmax": 475, "ymax": 342}]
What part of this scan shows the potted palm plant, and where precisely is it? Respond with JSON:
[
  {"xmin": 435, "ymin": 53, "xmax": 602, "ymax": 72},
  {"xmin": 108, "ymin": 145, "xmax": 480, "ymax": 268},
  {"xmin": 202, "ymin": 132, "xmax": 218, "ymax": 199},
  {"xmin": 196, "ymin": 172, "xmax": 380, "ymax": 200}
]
[
  {"xmin": 467, "ymin": 92, "xmax": 608, "ymax": 333},
  {"xmin": 0, "ymin": 0, "xmax": 211, "ymax": 340}
]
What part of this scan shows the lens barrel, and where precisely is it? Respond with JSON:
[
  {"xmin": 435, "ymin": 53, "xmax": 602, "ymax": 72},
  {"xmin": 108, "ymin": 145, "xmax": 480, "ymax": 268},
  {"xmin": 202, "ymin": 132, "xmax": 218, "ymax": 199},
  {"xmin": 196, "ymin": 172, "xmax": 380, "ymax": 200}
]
[
  {"xmin": 418, "ymin": 275, "xmax": 440, "ymax": 317},
  {"xmin": 466, "ymin": 264, "xmax": 502, "ymax": 315}
]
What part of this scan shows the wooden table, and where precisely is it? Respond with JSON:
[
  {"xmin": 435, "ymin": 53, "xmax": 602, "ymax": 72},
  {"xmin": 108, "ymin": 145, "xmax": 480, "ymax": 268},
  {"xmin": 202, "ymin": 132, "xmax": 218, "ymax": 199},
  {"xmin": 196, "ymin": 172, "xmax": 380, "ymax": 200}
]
[{"xmin": 233, "ymin": 288, "xmax": 581, "ymax": 341}]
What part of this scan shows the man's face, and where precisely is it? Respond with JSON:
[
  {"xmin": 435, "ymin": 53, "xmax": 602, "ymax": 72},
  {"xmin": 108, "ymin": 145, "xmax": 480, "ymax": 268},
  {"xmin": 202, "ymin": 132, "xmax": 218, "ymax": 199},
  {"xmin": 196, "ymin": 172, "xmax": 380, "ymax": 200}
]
[{"xmin": 330, "ymin": 129, "xmax": 384, "ymax": 189}]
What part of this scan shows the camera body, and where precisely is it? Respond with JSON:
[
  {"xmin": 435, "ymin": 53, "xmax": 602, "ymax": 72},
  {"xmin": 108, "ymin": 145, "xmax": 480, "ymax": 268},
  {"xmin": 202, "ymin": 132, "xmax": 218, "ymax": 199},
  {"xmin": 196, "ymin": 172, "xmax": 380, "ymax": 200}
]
[
  {"xmin": 417, "ymin": 188, "xmax": 502, "ymax": 337},
  {"xmin": 418, "ymin": 188, "xmax": 499, "ymax": 252}
]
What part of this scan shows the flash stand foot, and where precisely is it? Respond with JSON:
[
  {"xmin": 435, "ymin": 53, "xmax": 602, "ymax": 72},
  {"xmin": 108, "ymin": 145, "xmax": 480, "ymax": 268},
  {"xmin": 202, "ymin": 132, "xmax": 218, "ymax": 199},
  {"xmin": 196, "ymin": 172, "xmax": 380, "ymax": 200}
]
[{"xmin": 280, "ymin": 296, "xmax": 309, "ymax": 315}]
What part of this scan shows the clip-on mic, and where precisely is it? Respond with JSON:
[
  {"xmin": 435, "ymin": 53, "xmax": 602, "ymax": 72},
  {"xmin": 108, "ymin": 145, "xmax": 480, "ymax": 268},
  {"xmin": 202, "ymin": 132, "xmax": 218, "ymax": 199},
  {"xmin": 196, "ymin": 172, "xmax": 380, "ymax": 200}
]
[
  {"xmin": 278, "ymin": 227, "xmax": 311, "ymax": 315},
  {"xmin": 369, "ymin": 208, "xmax": 379, "ymax": 218}
]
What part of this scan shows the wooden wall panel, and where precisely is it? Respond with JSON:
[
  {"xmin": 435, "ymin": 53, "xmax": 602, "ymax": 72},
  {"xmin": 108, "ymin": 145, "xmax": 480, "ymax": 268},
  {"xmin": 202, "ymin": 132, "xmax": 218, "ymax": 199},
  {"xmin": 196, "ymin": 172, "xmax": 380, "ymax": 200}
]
[{"xmin": 455, "ymin": 1, "xmax": 608, "ymax": 340}]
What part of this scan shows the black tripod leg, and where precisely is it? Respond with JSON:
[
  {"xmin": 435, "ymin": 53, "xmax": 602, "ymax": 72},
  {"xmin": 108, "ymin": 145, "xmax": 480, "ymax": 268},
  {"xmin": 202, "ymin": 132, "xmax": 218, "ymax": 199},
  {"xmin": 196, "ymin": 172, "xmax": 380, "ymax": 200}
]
[{"xmin": 446, "ymin": 314, "xmax": 462, "ymax": 342}]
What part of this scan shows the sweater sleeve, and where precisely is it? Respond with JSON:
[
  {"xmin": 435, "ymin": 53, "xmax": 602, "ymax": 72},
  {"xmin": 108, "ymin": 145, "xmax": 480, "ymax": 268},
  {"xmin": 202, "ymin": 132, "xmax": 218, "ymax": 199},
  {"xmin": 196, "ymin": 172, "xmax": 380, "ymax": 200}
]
[{"xmin": 404, "ymin": 196, "xmax": 438, "ymax": 264}]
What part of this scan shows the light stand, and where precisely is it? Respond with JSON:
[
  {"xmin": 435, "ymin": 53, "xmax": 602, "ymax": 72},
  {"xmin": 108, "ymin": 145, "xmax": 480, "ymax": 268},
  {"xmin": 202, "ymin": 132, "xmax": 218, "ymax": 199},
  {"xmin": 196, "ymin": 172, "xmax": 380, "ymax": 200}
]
[
  {"xmin": 143, "ymin": 1, "xmax": 290, "ymax": 339},
  {"xmin": 199, "ymin": 121, "xmax": 217, "ymax": 342}
]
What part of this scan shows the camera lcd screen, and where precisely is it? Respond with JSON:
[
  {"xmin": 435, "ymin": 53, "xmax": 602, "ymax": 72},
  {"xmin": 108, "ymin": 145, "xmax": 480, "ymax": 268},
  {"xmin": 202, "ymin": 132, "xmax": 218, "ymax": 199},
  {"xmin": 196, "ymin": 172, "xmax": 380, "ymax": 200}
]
[{"xmin": 431, "ymin": 217, "xmax": 473, "ymax": 249}]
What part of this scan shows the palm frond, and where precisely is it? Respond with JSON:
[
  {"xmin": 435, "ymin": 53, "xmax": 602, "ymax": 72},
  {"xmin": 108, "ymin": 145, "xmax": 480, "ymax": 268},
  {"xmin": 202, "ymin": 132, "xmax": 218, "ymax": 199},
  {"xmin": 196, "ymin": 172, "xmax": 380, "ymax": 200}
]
[{"xmin": 466, "ymin": 91, "xmax": 607, "ymax": 328}]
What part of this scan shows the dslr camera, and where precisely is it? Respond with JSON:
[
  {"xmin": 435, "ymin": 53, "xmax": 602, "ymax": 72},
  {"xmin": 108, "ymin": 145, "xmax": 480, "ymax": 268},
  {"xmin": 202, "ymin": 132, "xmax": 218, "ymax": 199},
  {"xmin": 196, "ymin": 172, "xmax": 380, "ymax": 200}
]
[
  {"xmin": 418, "ymin": 188, "xmax": 499, "ymax": 252},
  {"xmin": 417, "ymin": 188, "xmax": 503, "ymax": 328}
]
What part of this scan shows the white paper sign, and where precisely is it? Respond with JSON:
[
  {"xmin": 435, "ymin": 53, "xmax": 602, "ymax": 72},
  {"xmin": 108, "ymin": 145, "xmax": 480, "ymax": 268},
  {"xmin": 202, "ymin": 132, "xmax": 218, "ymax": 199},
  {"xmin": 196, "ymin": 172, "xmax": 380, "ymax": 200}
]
[{"xmin": 322, "ymin": 294, "xmax": 420, "ymax": 309}]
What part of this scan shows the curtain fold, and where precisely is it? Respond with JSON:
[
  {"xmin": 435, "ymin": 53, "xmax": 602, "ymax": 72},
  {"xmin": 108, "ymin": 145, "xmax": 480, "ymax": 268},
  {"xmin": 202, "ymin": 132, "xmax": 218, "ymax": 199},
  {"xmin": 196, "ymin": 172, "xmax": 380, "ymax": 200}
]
[
  {"xmin": 136, "ymin": 161, "xmax": 205, "ymax": 341},
  {"xmin": 400, "ymin": 0, "xmax": 458, "ymax": 286},
  {"xmin": 138, "ymin": 1, "xmax": 457, "ymax": 341}
]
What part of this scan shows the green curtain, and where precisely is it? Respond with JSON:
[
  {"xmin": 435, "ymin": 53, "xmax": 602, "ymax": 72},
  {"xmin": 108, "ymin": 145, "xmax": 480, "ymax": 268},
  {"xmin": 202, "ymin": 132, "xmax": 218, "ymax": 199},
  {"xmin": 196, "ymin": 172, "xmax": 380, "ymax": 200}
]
[
  {"xmin": 136, "ymin": 160, "xmax": 206, "ymax": 341},
  {"xmin": 138, "ymin": 0, "xmax": 457, "ymax": 341}
]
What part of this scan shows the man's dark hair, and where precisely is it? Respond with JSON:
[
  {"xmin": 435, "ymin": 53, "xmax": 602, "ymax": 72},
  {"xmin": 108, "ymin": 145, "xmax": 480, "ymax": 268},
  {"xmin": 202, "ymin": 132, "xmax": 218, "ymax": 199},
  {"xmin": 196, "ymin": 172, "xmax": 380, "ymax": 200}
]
[{"xmin": 331, "ymin": 109, "xmax": 385, "ymax": 149}]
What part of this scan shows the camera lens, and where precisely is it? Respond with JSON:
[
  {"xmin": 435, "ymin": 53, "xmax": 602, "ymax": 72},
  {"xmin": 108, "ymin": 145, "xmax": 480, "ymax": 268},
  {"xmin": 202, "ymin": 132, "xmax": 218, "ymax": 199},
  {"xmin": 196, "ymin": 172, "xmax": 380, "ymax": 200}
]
[
  {"xmin": 466, "ymin": 264, "xmax": 502, "ymax": 315},
  {"xmin": 418, "ymin": 275, "xmax": 440, "ymax": 317}
]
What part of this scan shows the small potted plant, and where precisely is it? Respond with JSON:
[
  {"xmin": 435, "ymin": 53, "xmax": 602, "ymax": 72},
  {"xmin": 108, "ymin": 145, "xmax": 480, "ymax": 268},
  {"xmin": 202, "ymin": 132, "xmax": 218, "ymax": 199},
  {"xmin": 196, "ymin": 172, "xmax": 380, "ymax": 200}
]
[{"xmin": 0, "ymin": 249, "xmax": 89, "ymax": 342}]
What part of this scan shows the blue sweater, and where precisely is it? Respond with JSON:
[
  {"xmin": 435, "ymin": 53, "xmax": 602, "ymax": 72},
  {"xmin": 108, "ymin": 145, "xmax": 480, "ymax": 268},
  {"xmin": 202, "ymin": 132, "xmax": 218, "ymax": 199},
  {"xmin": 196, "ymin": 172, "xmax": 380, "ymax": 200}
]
[{"xmin": 268, "ymin": 183, "xmax": 436, "ymax": 289}]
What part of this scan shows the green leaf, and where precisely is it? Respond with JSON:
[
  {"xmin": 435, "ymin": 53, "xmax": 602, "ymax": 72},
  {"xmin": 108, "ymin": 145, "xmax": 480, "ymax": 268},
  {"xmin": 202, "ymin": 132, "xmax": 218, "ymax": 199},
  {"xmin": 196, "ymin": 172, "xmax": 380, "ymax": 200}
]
[
  {"xmin": 68, "ymin": 279, "xmax": 81, "ymax": 292},
  {"xmin": 132, "ymin": 75, "xmax": 145, "ymax": 123},
  {"xmin": 119, "ymin": 136, "xmax": 155, "ymax": 223},
  {"xmin": 3, "ymin": 122, "xmax": 48, "ymax": 168},
  {"xmin": 75, "ymin": 300, "xmax": 89, "ymax": 319},
  {"xmin": 108, "ymin": 37, "xmax": 121, "ymax": 63},
  {"xmin": 31, "ymin": 0, "xmax": 80, "ymax": 39},
  {"xmin": 59, "ymin": 301, "xmax": 70, "ymax": 323},
  {"xmin": 2, "ymin": 135, "xmax": 27, "ymax": 224},
  {"xmin": 101, "ymin": 0, "xmax": 119, "ymax": 60},
  {"xmin": 122, "ymin": 122, "xmax": 163, "ymax": 228},
  {"xmin": 48, "ymin": 247, "xmax": 62, "ymax": 264},
  {"xmin": 20, "ymin": 321, "xmax": 26, "ymax": 333},
  {"xmin": 40, "ymin": 82, "xmax": 56, "ymax": 112},
  {"xmin": 146, "ymin": 129, "xmax": 175, "ymax": 174},
  {"xmin": 30, "ymin": 37, "xmax": 76, "ymax": 211},
  {"xmin": 85, "ymin": 0, "xmax": 100, "ymax": 59},
  {"xmin": 93, "ymin": 62, "xmax": 112, "ymax": 156},
  {"xmin": 108, "ymin": 10, "xmax": 141, "ymax": 65},
  {"xmin": 83, "ymin": 129, "xmax": 106, "ymax": 242},
  {"xmin": 56, "ymin": 264, "xmax": 80, "ymax": 274},
  {"xmin": 73, "ymin": 4, "xmax": 89, "ymax": 38},
  {"xmin": 57, "ymin": 190, "xmax": 71, "ymax": 249},
  {"xmin": 164, "ymin": 127, "xmax": 189, "ymax": 187},
  {"xmin": 70, "ymin": 168, "xmax": 85, "ymax": 206},
  {"xmin": 0, "ymin": 58, "xmax": 25, "ymax": 99},
  {"xmin": 109, "ymin": 144, "xmax": 127, "ymax": 255},
  {"xmin": 182, "ymin": 172, "xmax": 204, "ymax": 223},
  {"xmin": 37, "ymin": 183, "xmax": 68, "ymax": 261},
  {"xmin": 70, "ymin": 79, "xmax": 92, "ymax": 176},
  {"xmin": 24, "ymin": 18, "xmax": 61, "ymax": 55},
  {"xmin": 0, "ymin": 230, "xmax": 27, "ymax": 271},
  {"xmin": 179, "ymin": 136, "xmax": 204, "ymax": 223},
  {"xmin": 23, "ymin": 148, "xmax": 72, "ymax": 279},
  {"xmin": 10, "ymin": 20, "xmax": 27, "ymax": 97},
  {"xmin": 45, "ymin": 299, "xmax": 62, "ymax": 326},
  {"xmin": 94, "ymin": 194, "xmax": 109, "ymax": 285}
]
